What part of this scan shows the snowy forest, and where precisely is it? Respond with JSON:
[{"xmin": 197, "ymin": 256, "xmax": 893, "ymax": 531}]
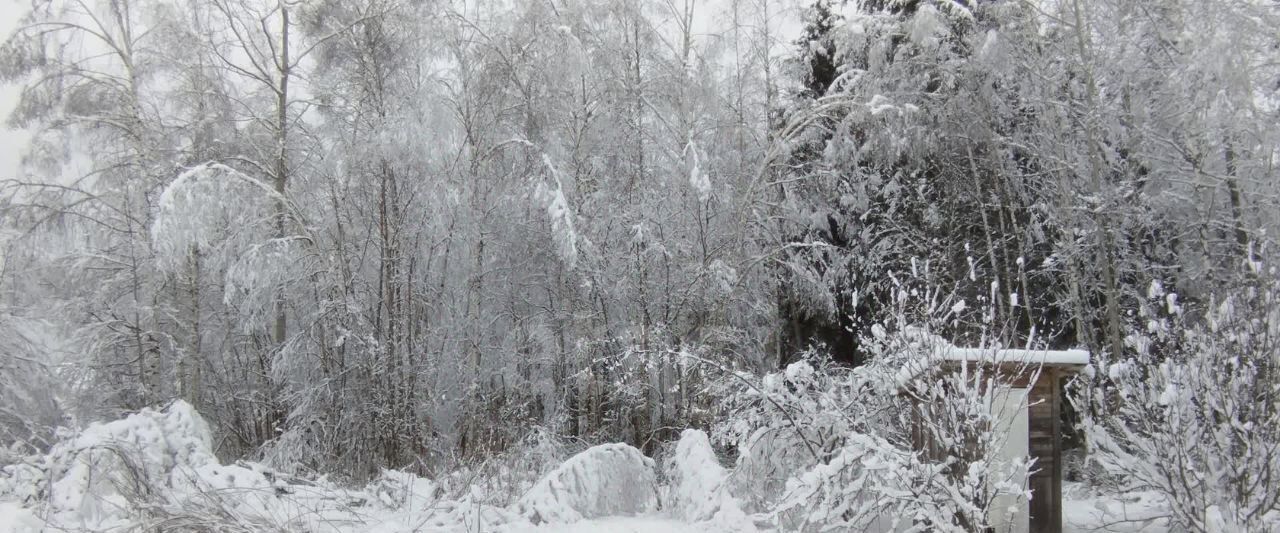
[{"xmin": 0, "ymin": 0, "xmax": 1278, "ymax": 531}]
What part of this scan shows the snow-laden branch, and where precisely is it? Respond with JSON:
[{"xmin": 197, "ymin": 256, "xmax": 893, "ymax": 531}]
[
  {"xmin": 533, "ymin": 154, "xmax": 578, "ymax": 270},
  {"xmin": 152, "ymin": 162, "xmax": 312, "ymax": 271}
]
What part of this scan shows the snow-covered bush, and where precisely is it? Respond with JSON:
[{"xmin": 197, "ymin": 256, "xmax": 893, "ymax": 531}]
[
  {"xmin": 43, "ymin": 400, "xmax": 216, "ymax": 525},
  {"xmin": 1080, "ymin": 278, "xmax": 1280, "ymax": 532},
  {"xmin": 662, "ymin": 429, "xmax": 753, "ymax": 530},
  {"xmin": 768, "ymin": 428, "xmax": 903, "ymax": 531},
  {"xmin": 713, "ymin": 355, "xmax": 881, "ymax": 514},
  {"xmin": 891, "ymin": 354, "xmax": 1037, "ymax": 532},
  {"xmin": 715, "ymin": 323, "xmax": 1038, "ymax": 532},
  {"xmin": 4, "ymin": 400, "xmax": 300, "ymax": 531},
  {"xmin": 517, "ymin": 442, "xmax": 658, "ymax": 524}
]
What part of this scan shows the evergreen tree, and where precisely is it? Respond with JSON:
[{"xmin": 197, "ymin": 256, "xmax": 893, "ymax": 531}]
[{"xmin": 796, "ymin": 0, "xmax": 842, "ymax": 100}]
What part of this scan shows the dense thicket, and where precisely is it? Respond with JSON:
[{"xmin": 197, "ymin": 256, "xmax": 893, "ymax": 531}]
[{"xmin": 0, "ymin": 0, "xmax": 1277, "ymax": 482}]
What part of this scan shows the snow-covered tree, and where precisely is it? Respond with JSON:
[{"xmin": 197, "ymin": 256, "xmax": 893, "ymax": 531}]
[{"xmin": 0, "ymin": 312, "xmax": 63, "ymax": 459}]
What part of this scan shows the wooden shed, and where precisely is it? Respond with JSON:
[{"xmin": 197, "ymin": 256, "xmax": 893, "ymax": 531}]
[{"xmin": 902, "ymin": 346, "xmax": 1090, "ymax": 533}]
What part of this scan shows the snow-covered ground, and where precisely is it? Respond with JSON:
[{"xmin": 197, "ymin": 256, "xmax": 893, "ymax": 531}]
[
  {"xmin": 0, "ymin": 402, "xmax": 1172, "ymax": 533},
  {"xmin": 0, "ymin": 504, "xmax": 703, "ymax": 533},
  {"xmin": 0, "ymin": 502, "xmax": 42, "ymax": 533},
  {"xmin": 0, "ymin": 507, "xmax": 1163, "ymax": 533},
  {"xmin": 505, "ymin": 517, "xmax": 706, "ymax": 532},
  {"xmin": 0, "ymin": 402, "xmax": 711, "ymax": 532},
  {"xmin": 1064, "ymin": 484, "xmax": 1171, "ymax": 533}
]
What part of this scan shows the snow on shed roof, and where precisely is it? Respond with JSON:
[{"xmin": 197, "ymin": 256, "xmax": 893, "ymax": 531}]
[
  {"xmin": 940, "ymin": 347, "xmax": 1090, "ymax": 366},
  {"xmin": 892, "ymin": 331, "xmax": 1090, "ymax": 388}
]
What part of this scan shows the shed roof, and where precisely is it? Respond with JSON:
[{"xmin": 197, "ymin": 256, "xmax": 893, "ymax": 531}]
[
  {"xmin": 940, "ymin": 347, "xmax": 1090, "ymax": 366},
  {"xmin": 893, "ymin": 334, "xmax": 1090, "ymax": 388}
]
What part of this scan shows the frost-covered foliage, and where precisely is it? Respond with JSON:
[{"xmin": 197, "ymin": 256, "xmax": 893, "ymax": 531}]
[
  {"xmin": 1080, "ymin": 276, "xmax": 1280, "ymax": 533},
  {"xmin": 713, "ymin": 356, "xmax": 874, "ymax": 513},
  {"xmin": 518, "ymin": 443, "xmax": 658, "ymax": 524},
  {"xmin": 0, "ymin": 461, "xmax": 43, "ymax": 504},
  {"xmin": 0, "ymin": 313, "xmax": 62, "ymax": 459},
  {"xmin": 153, "ymin": 162, "xmax": 312, "ymax": 329},
  {"xmin": 152, "ymin": 163, "xmax": 296, "ymax": 270},
  {"xmin": 776, "ymin": 0, "xmax": 1280, "ymax": 370}
]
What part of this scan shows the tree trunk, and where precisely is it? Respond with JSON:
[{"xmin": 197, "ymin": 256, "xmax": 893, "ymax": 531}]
[
  {"xmin": 273, "ymin": 3, "xmax": 291, "ymax": 347},
  {"xmin": 1224, "ymin": 140, "xmax": 1249, "ymax": 260}
]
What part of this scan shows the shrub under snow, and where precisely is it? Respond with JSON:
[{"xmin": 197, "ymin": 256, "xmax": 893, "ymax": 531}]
[
  {"xmin": 45, "ymin": 400, "xmax": 216, "ymax": 526},
  {"xmin": 663, "ymin": 429, "xmax": 754, "ymax": 530},
  {"xmin": 517, "ymin": 442, "xmax": 658, "ymax": 524}
]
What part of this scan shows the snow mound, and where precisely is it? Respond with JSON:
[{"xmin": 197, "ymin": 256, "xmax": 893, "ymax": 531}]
[
  {"xmin": 665, "ymin": 430, "xmax": 756, "ymax": 531},
  {"xmin": 46, "ymin": 400, "xmax": 217, "ymax": 525},
  {"xmin": 518, "ymin": 443, "xmax": 658, "ymax": 524},
  {"xmin": 0, "ymin": 501, "xmax": 44, "ymax": 533}
]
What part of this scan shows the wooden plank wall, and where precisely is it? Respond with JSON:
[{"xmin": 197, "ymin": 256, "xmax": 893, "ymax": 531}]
[{"xmin": 1027, "ymin": 369, "xmax": 1062, "ymax": 533}]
